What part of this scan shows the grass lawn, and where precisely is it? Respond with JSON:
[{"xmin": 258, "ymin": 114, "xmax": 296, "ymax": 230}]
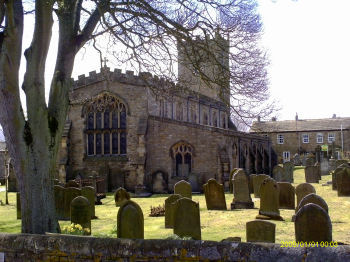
[{"xmin": 1, "ymin": 167, "xmax": 349, "ymax": 243}]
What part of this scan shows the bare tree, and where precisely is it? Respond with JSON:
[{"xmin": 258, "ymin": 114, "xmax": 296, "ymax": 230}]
[{"xmin": 0, "ymin": 0, "xmax": 272, "ymax": 234}]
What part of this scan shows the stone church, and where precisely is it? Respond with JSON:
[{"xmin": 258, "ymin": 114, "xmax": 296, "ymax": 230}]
[{"xmin": 57, "ymin": 35, "xmax": 272, "ymax": 193}]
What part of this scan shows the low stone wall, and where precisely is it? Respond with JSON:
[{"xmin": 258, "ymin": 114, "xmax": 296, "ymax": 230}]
[{"xmin": 0, "ymin": 233, "xmax": 350, "ymax": 261}]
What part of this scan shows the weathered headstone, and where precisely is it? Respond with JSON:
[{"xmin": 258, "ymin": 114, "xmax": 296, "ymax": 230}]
[
  {"xmin": 252, "ymin": 174, "xmax": 270, "ymax": 198},
  {"xmin": 54, "ymin": 185, "xmax": 66, "ymax": 220},
  {"xmin": 174, "ymin": 180, "xmax": 192, "ymax": 199},
  {"xmin": 64, "ymin": 187, "xmax": 81, "ymax": 220},
  {"xmin": 283, "ymin": 161, "xmax": 294, "ymax": 183},
  {"xmin": 16, "ymin": 192, "xmax": 21, "ymax": 220},
  {"xmin": 320, "ymin": 159, "xmax": 330, "ymax": 176},
  {"xmin": 336, "ymin": 167, "xmax": 350, "ymax": 196},
  {"xmin": 117, "ymin": 200, "xmax": 144, "ymax": 239},
  {"xmin": 246, "ymin": 220, "xmax": 275, "ymax": 243},
  {"xmin": 278, "ymin": 182, "xmax": 295, "ymax": 209},
  {"xmin": 272, "ymin": 165, "xmax": 284, "ymax": 182},
  {"xmin": 297, "ymin": 193, "xmax": 328, "ymax": 213},
  {"xmin": 257, "ymin": 177, "xmax": 283, "ymax": 221},
  {"xmin": 229, "ymin": 168, "xmax": 239, "ymax": 193},
  {"xmin": 293, "ymin": 153, "xmax": 301, "ymax": 166},
  {"xmin": 314, "ymin": 162, "xmax": 321, "ymax": 180},
  {"xmin": 204, "ymin": 179, "xmax": 227, "ymax": 210},
  {"xmin": 295, "ymin": 183, "xmax": 316, "ymax": 210},
  {"xmin": 305, "ymin": 166, "xmax": 319, "ymax": 183},
  {"xmin": 173, "ymin": 198, "xmax": 201, "ymax": 240},
  {"xmin": 332, "ymin": 164, "xmax": 349, "ymax": 190},
  {"xmin": 295, "ymin": 203, "xmax": 332, "ymax": 242},
  {"xmin": 81, "ymin": 186, "xmax": 96, "ymax": 218},
  {"xmin": 70, "ymin": 196, "xmax": 91, "ymax": 235},
  {"xmin": 305, "ymin": 156, "xmax": 315, "ymax": 167},
  {"xmin": 114, "ymin": 187, "xmax": 130, "ymax": 207},
  {"xmin": 165, "ymin": 194, "xmax": 182, "ymax": 228},
  {"xmin": 231, "ymin": 170, "xmax": 254, "ymax": 209}
]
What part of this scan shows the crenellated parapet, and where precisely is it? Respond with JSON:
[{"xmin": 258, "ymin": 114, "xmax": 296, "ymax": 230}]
[{"xmin": 72, "ymin": 67, "xmax": 170, "ymax": 89}]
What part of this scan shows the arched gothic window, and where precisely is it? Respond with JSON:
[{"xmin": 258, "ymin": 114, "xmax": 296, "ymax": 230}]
[
  {"xmin": 84, "ymin": 92, "xmax": 127, "ymax": 156},
  {"xmin": 171, "ymin": 142, "xmax": 193, "ymax": 177}
]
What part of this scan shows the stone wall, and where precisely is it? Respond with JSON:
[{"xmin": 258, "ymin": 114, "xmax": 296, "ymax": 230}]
[{"xmin": 0, "ymin": 233, "xmax": 349, "ymax": 262}]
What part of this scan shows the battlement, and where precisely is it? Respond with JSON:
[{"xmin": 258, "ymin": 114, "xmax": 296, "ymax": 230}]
[{"xmin": 72, "ymin": 67, "xmax": 169, "ymax": 89}]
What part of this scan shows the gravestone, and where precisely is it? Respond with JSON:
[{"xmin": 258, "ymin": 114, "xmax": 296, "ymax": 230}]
[
  {"xmin": 117, "ymin": 200, "xmax": 144, "ymax": 239},
  {"xmin": 231, "ymin": 170, "xmax": 254, "ymax": 209},
  {"xmin": 165, "ymin": 194, "xmax": 182, "ymax": 228},
  {"xmin": 320, "ymin": 159, "xmax": 330, "ymax": 176},
  {"xmin": 81, "ymin": 186, "xmax": 96, "ymax": 218},
  {"xmin": 188, "ymin": 173, "xmax": 200, "ymax": 192},
  {"xmin": 64, "ymin": 187, "xmax": 81, "ymax": 220},
  {"xmin": 305, "ymin": 166, "xmax": 319, "ymax": 183},
  {"xmin": 114, "ymin": 187, "xmax": 130, "ymax": 207},
  {"xmin": 152, "ymin": 171, "xmax": 168, "ymax": 193},
  {"xmin": 272, "ymin": 165, "xmax": 284, "ymax": 182},
  {"xmin": 257, "ymin": 177, "xmax": 283, "ymax": 221},
  {"xmin": 278, "ymin": 182, "xmax": 295, "ymax": 209},
  {"xmin": 246, "ymin": 220, "xmax": 275, "ymax": 243},
  {"xmin": 173, "ymin": 198, "xmax": 201, "ymax": 240},
  {"xmin": 293, "ymin": 153, "xmax": 301, "ymax": 166},
  {"xmin": 283, "ymin": 161, "xmax": 294, "ymax": 183},
  {"xmin": 248, "ymin": 174, "xmax": 256, "ymax": 194},
  {"xmin": 295, "ymin": 203, "xmax": 332, "ymax": 242},
  {"xmin": 174, "ymin": 180, "xmax": 192, "ymax": 199},
  {"xmin": 336, "ymin": 167, "xmax": 350, "ymax": 196},
  {"xmin": 65, "ymin": 180, "xmax": 80, "ymax": 188},
  {"xmin": 16, "ymin": 192, "xmax": 21, "ymax": 220},
  {"xmin": 203, "ymin": 179, "xmax": 227, "ymax": 210},
  {"xmin": 229, "ymin": 168, "xmax": 239, "ymax": 193},
  {"xmin": 54, "ymin": 185, "xmax": 66, "ymax": 220},
  {"xmin": 297, "ymin": 193, "xmax": 328, "ymax": 213},
  {"xmin": 329, "ymin": 157, "xmax": 336, "ymax": 172},
  {"xmin": 70, "ymin": 196, "xmax": 91, "ymax": 235},
  {"xmin": 305, "ymin": 156, "xmax": 315, "ymax": 166},
  {"xmin": 295, "ymin": 183, "xmax": 316, "ymax": 210},
  {"xmin": 332, "ymin": 164, "xmax": 349, "ymax": 190},
  {"xmin": 252, "ymin": 174, "xmax": 270, "ymax": 198},
  {"xmin": 314, "ymin": 162, "xmax": 321, "ymax": 180}
]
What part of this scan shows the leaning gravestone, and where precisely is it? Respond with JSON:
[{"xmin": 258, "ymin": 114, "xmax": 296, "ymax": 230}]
[
  {"xmin": 283, "ymin": 161, "xmax": 294, "ymax": 183},
  {"xmin": 257, "ymin": 177, "xmax": 283, "ymax": 221},
  {"xmin": 70, "ymin": 196, "xmax": 91, "ymax": 235},
  {"xmin": 305, "ymin": 166, "xmax": 319, "ymax": 183},
  {"xmin": 295, "ymin": 183, "xmax": 316, "ymax": 209},
  {"xmin": 64, "ymin": 187, "xmax": 81, "ymax": 220},
  {"xmin": 114, "ymin": 187, "xmax": 130, "ymax": 207},
  {"xmin": 203, "ymin": 179, "xmax": 227, "ymax": 210},
  {"xmin": 278, "ymin": 182, "xmax": 295, "ymax": 209},
  {"xmin": 332, "ymin": 164, "xmax": 349, "ymax": 190},
  {"xmin": 173, "ymin": 198, "xmax": 201, "ymax": 240},
  {"xmin": 297, "ymin": 193, "xmax": 328, "ymax": 214},
  {"xmin": 252, "ymin": 174, "xmax": 270, "ymax": 198},
  {"xmin": 54, "ymin": 185, "xmax": 66, "ymax": 220},
  {"xmin": 336, "ymin": 167, "xmax": 350, "ymax": 196},
  {"xmin": 246, "ymin": 220, "xmax": 276, "ymax": 243},
  {"xmin": 229, "ymin": 168, "xmax": 239, "ymax": 193},
  {"xmin": 81, "ymin": 186, "xmax": 96, "ymax": 218},
  {"xmin": 231, "ymin": 170, "xmax": 254, "ymax": 209},
  {"xmin": 117, "ymin": 200, "xmax": 144, "ymax": 239},
  {"xmin": 272, "ymin": 165, "xmax": 284, "ymax": 182},
  {"xmin": 16, "ymin": 192, "xmax": 21, "ymax": 220},
  {"xmin": 165, "ymin": 194, "xmax": 182, "ymax": 228},
  {"xmin": 174, "ymin": 180, "xmax": 192, "ymax": 199},
  {"xmin": 295, "ymin": 203, "xmax": 332, "ymax": 242}
]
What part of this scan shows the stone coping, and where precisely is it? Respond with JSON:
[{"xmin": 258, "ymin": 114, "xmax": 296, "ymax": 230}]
[{"xmin": 1, "ymin": 233, "xmax": 350, "ymax": 261}]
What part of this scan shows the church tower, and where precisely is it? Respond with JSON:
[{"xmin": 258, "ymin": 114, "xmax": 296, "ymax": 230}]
[{"xmin": 177, "ymin": 32, "xmax": 230, "ymax": 106}]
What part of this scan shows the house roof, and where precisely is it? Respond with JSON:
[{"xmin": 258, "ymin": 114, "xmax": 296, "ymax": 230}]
[{"xmin": 250, "ymin": 117, "xmax": 350, "ymax": 133}]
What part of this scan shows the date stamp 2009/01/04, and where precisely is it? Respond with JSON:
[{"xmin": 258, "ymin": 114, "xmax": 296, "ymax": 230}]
[{"xmin": 280, "ymin": 241, "xmax": 338, "ymax": 247}]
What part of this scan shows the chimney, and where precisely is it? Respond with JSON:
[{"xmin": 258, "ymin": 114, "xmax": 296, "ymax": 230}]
[
  {"xmin": 271, "ymin": 117, "xmax": 277, "ymax": 121},
  {"xmin": 295, "ymin": 113, "xmax": 298, "ymax": 121},
  {"xmin": 332, "ymin": 114, "xmax": 336, "ymax": 119}
]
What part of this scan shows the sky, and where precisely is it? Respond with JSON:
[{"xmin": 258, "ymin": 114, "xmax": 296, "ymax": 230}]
[{"xmin": 12, "ymin": 0, "xmax": 350, "ymax": 125}]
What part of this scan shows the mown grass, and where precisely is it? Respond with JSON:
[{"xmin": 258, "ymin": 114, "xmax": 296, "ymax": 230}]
[{"xmin": 0, "ymin": 168, "xmax": 349, "ymax": 243}]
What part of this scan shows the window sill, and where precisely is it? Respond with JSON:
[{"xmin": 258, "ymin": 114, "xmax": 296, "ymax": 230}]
[{"xmin": 83, "ymin": 155, "xmax": 128, "ymax": 162}]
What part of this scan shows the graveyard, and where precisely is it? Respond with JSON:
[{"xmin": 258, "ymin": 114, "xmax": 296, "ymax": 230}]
[{"xmin": 1, "ymin": 166, "xmax": 350, "ymax": 244}]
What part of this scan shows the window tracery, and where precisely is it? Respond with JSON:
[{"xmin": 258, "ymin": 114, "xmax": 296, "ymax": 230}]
[{"xmin": 171, "ymin": 142, "xmax": 194, "ymax": 177}]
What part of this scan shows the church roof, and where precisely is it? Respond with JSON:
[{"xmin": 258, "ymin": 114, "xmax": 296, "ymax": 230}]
[{"xmin": 250, "ymin": 117, "xmax": 350, "ymax": 133}]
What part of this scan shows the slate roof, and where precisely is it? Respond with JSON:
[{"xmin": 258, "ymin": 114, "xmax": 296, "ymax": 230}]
[{"xmin": 250, "ymin": 117, "xmax": 350, "ymax": 133}]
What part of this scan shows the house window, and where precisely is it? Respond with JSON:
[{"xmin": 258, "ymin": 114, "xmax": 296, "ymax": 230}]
[
  {"xmin": 328, "ymin": 133, "xmax": 335, "ymax": 143},
  {"xmin": 171, "ymin": 142, "xmax": 193, "ymax": 177},
  {"xmin": 317, "ymin": 133, "xmax": 323, "ymax": 144},
  {"xmin": 277, "ymin": 134, "xmax": 284, "ymax": 144},
  {"xmin": 283, "ymin": 151, "xmax": 290, "ymax": 162},
  {"xmin": 84, "ymin": 92, "xmax": 127, "ymax": 156},
  {"xmin": 302, "ymin": 134, "xmax": 309, "ymax": 143}
]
